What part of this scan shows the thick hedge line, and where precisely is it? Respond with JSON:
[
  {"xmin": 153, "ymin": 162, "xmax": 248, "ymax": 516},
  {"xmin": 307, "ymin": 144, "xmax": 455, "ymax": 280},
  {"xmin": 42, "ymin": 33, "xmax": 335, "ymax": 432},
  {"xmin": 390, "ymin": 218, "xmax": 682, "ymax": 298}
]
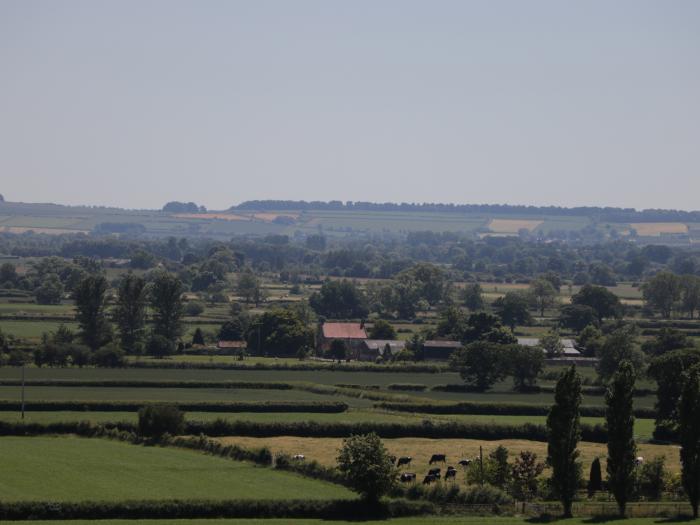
[
  {"xmin": 187, "ymin": 419, "xmax": 608, "ymax": 443},
  {"xmin": 432, "ymin": 384, "xmax": 657, "ymax": 397},
  {"xmin": 0, "ymin": 379, "xmax": 295, "ymax": 390},
  {"xmin": 125, "ymin": 361, "xmax": 447, "ymax": 373},
  {"xmin": 0, "ymin": 400, "xmax": 348, "ymax": 413},
  {"xmin": 0, "ymin": 420, "xmax": 136, "ymax": 436},
  {"xmin": 376, "ymin": 401, "xmax": 656, "ymax": 419},
  {"xmin": 0, "ymin": 499, "xmax": 433, "ymax": 521}
]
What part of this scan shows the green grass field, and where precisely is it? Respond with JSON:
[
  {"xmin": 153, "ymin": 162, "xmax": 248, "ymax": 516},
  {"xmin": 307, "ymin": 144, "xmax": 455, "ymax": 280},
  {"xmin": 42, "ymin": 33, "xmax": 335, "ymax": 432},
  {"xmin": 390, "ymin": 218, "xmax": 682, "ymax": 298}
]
[
  {"xmin": 13, "ymin": 516, "xmax": 696, "ymax": 525},
  {"xmin": 0, "ymin": 436, "xmax": 352, "ymax": 502}
]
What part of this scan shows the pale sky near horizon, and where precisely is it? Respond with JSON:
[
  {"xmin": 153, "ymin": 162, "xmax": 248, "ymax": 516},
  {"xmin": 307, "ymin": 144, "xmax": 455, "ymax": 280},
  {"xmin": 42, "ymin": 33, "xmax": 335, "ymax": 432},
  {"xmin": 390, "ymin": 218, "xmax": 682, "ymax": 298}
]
[{"xmin": 1, "ymin": 1, "xmax": 699, "ymax": 211}]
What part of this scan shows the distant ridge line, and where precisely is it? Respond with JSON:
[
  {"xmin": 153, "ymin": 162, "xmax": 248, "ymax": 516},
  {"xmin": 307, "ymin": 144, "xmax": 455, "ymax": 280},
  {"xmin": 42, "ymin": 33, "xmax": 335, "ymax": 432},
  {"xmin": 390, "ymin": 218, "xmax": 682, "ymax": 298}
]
[{"xmin": 233, "ymin": 200, "xmax": 700, "ymax": 223}]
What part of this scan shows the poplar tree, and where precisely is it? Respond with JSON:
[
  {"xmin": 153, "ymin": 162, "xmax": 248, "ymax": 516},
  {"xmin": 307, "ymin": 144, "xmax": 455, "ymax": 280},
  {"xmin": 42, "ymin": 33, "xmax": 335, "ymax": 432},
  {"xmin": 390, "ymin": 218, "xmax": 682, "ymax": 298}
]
[
  {"xmin": 605, "ymin": 361, "xmax": 637, "ymax": 517},
  {"xmin": 114, "ymin": 274, "xmax": 148, "ymax": 353},
  {"xmin": 547, "ymin": 365, "xmax": 582, "ymax": 518},
  {"xmin": 680, "ymin": 367, "xmax": 700, "ymax": 518},
  {"xmin": 74, "ymin": 275, "xmax": 111, "ymax": 351}
]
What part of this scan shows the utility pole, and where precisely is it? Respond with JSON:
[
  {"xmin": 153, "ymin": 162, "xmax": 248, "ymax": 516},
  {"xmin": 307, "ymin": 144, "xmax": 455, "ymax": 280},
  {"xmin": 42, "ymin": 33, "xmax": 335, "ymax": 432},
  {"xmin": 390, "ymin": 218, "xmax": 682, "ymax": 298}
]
[
  {"xmin": 479, "ymin": 445, "xmax": 484, "ymax": 486},
  {"xmin": 20, "ymin": 363, "xmax": 25, "ymax": 420}
]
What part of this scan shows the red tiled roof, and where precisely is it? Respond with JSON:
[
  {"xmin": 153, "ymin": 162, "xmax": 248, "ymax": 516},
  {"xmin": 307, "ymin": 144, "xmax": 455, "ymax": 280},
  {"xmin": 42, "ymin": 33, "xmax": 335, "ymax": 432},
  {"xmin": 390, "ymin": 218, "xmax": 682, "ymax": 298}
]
[
  {"xmin": 217, "ymin": 340, "xmax": 247, "ymax": 349},
  {"xmin": 322, "ymin": 322, "xmax": 368, "ymax": 340}
]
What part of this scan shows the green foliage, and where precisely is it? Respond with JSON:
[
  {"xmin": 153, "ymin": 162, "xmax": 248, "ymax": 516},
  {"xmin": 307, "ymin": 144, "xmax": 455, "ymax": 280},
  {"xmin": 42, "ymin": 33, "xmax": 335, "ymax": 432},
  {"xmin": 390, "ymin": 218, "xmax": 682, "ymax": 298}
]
[
  {"xmin": 572, "ymin": 284, "xmax": 622, "ymax": 322},
  {"xmin": 92, "ymin": 344, "xmax": 126, "ymax": 367},
  {"xmin": 462, "ymin": 282, "xmax": 484, "ymax": 311},
  {"xmin": 605, "ymin": 361, "xmax": 637, "ymax": 516},
  {"xmin": 236, "ymin": 269, "xmax": 266, "ymax": 306},
  {"xmin": 137, "ymin": 404, "xmax": 185, "ymax": 438},
  {"xmin": 191, "ymin": 327, "xmax": 205, "ymax": 346},
  {"xmin": 114, "ymin": 274, "xmax": 148, "ymax": 354},
  {"xmin": 149, "ymin": 272, "xmax": 184, "ymax": 345},
  {"xmin": 493, "ymin": 291, "xmax": 532, "ymax": 331},
  {"xmin": 509, "ymin": 345, "xmax": 544, "ymax": 391},
  {"xmin": 547, "ymin": 366, "xmax": 582, "ymax": 518},
  {"xmin": 596, "ymin": 325, "xmax": 645, "ymax": 383},
  {"xmin": 679, "ymin": 367, "xmax": 700, "ymax": 518},
  {"xmin": 539, "ymin": 329, "xmax": 564, "ymax": 358},
  {"xmin": 511, "ymin": 450, "xmax": 545, "ymax": 501},
  {"xmin": 576, "ymin": 324, "xmax": 604, "ymax": 357},
  {"xmin": 309, "ymin": 280, "xmax": 368, "ymax": 319},
  {"xmin": 146, "ymin": 334, "xmax": 175, "ymax": 358},
  {"xmin": 643, "ymin": 271, "xmax": 682, "ymax": 318},
  {"xmin": 636, "ymin": 456, "xmax": 667, "ymax": 501},
  {"xmin": 336, "ymin": 432, "xmax": 396, "ymax": 502},
  {"xmin": 559, "ymin": 304, "xmax": 599, "ymax": 333},
  {"xmin": 641, "ymin": 327, "xmax": 695, "ymax": 356},
  {"xmin": 450, "ymin": 342, "xmax": 509, "ymax": 391},
  {"xmin": 74, "ymin": 274, "xmax": 112, "ymax": 351},
  {"xmin": 328, "ymin": 339, "xmax": 347, "ymax": 362},
  {"xmin": 649, "ymin": 348, "xmax": 700, "ymax": 432},
  {"xmin": 34, "ymin": 273, "xmax": 64, "ymax": 304},
  {"xmin": 587, "ymin": 457, "xmax": 602, "ymax": 498},
  {"xmin": 368, "ymin": 319, "xmax": 397, "ymax": 340},
  {"xmin": 246, "ymin": 308, "xmax": 314, "ymax": 357},
  {"xmin": 530, "ymin": 278, "xmax": 557, "ymax": 317}
]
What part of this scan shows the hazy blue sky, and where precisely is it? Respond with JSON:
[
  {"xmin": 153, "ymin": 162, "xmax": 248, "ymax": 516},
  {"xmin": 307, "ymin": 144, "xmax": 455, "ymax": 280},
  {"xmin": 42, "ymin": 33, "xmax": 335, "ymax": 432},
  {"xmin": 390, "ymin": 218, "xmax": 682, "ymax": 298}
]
[{"xmin": 1, "ymin": 1, "xmax": 699, "ymax": 211}]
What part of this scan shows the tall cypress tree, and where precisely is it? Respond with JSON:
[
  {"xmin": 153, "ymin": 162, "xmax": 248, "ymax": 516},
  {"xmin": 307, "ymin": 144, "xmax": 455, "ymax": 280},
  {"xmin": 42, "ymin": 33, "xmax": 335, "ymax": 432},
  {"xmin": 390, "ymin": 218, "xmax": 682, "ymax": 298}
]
[
  {"xmin": 547, "ymin": 365, "xmax": 582, "ymax": 518},
  {"xmin": 680, "ymin": 367, "xmax": 700, "ymax": 518},
  {"xmin": 74, "ymin": 275, "xmax": 111, "ymax": 351},
  {"xmin": 114, "ymin": 274, "xmax": 148, "ymax": 353},
  {"xmin": 605, "ymin": 360, "xmax": 637, "ymax": 517},
  {"xmin": 150, "ymin": 272, "xmax": 184, "ymax": 346}
]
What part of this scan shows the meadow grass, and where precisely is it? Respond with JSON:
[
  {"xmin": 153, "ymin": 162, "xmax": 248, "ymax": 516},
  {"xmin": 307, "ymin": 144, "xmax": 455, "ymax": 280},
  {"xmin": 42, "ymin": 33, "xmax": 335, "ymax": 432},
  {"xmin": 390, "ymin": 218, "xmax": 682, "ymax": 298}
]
[
  {"xmin": 12, "ymin": 519, "xmax": 697, "ymax": 525},
  {"xmin": 0, "ymin": 436, "xmax": 352, "ymax": 502}
]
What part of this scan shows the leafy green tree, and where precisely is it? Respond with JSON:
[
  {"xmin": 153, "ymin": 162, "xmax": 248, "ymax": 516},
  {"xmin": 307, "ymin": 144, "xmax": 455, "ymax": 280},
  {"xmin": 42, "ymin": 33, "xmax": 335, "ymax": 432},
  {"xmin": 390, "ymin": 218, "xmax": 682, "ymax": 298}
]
[
  {"xmin": 138, "ymin": 404, "xmax": 185, "ymax": 439},
  {"xmin": 218, "ymin": 318, "xmax": 246, "ymax": 341},
  {"xmin": 596, "ymin": 325, "xmax": 645, "ymax": 383},
  {"xmin": 451, "ymin": 342, "xmax": 508, "ymax": 391},
  {"xmin": 643, "ymin": 272, "xmax": 682, "ymax": 318},
  {"xmin": 114, "ymin": 274, "xmax": 148, "ymax": 354},
  {"xmin": 493, "ymin": 292, "xmax": 532, "ymax": 331},
  {"xmin": 648, "ymin": 348, "xmax": 700, "ymax": 432},
  {"xmin": 236, "ymin": 269, "xmax": 266, "ymax": 306},
  {"xmin": 547, "ymin": 366, "xmax": 582, "ymax": 518},
  {"xmin": 511, "ymin": 450, "xmax": 545, "ymax": 501},
  {"xmin": 637, "ymin": 456, "xmax": 667, "ymax": 501},
  {"xmin": 559, "ymin": 304, "xmax": 599, "ymax": 332},
  {"xmin": 0, "ymin": 263, "xmax": 17, "ymax": 286},
  {"xmin": 74, "ymin": 275, "xmax": 112, "ymax": 351},
  {"xmin": 91, "ymin": 343, "xmax": 126, "ymax": 367},
  {"xmin": 462, "ymin": 283, "xmax": 484, "ymax": 311},
  {"xmin": 576, "ymin": 324, "xmax": 604, "ymax": 357},
  {"xmin": 395, "ymin": 262, "xmax": 448, "ymax": 305},
  {"xmin": 146, "ymin": 333, "xmax": 175, "ymax": 358},
  {"xmin": 539, "ymin": 329, "xmax": 564, "ymax": 358},
  {"xmin": 530, "ymin": 278, "xmax": 557, "ymax": 317},
  {"xmin": 680, "ymin": 275, "xmax": 700, "ymax": 319},
  {"xmin": 509, "ymin": 345, "xmax": 544, "ymax": 390},
  {"xmin": 150, "ymin": 272, "xmax": 184, "ymax": 345},
  {"xmin": 606, "ymin": 361, "xmax": 637, "ymax": 517},
  {"xmin": 35, "ymin": 274, "xmax": 64, "ymax": 305},
  {"xmin": 641, "ymin": 328, "xmax": 694, "ymax": 357},
  {"xmin": 679, "ymin": 367, "xmax": 700, "ymax": 518},
  {"xmin": 487, "ymin": 445, "xmax": 511, "ymax": 489},
  {"xmin": 368, "ymin": 319, "xmax": 396, "ymax": 340},
  {"xmin": 309, "ymin": 279, "xmax": 369, "ymax": 319},
  {"xmin": 572, "ymin": 284, "xmax": 622, "ymax": 323},
  {"xmin": 336, "ymin": 433, "xmax": 396, "ymax": 502},
  {"xmin": 588, "ymin": 458, "xmax": 602, "ymax": 498},
  {"xmin": 246, "ymin": 308, "xmax": 314, "ymax": 357}
]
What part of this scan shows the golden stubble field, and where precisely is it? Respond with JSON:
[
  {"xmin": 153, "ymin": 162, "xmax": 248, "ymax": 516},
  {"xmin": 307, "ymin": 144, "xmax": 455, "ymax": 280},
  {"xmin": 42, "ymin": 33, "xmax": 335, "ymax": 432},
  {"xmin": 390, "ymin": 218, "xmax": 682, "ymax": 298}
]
[{"xmin": 217, "ymin": 436, "xmax": 681, "ymax": 479}]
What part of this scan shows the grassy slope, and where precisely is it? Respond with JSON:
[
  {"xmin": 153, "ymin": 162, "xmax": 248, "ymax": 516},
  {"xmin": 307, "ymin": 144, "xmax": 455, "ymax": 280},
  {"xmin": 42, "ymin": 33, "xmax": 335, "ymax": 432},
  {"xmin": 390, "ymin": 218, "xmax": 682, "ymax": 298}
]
[{"xmin": 0, "ymin": 436, "xmax": 351, "ymax": 502}]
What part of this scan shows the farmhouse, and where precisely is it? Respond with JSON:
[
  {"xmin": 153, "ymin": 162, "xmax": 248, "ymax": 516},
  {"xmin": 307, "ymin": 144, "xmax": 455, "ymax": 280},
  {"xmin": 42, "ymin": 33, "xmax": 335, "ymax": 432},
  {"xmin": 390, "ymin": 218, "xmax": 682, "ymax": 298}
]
[
  {"xmin": 358, "ymin": 339, "xmax": 406, "ymax": 361},
  {"xmin": 422, "ymin": 340, "xmax": 462, "ymax": 360},
  {"xmin": 517, "ymin": 337, "xmax": 581, "ymax": 356},
  {"xmin": 317, "ymin": 321, "xmax": 368, "ymax": 354},
  {"xmin": 217, "ymin": 340, "xmax": 248, "ymax": 352}
]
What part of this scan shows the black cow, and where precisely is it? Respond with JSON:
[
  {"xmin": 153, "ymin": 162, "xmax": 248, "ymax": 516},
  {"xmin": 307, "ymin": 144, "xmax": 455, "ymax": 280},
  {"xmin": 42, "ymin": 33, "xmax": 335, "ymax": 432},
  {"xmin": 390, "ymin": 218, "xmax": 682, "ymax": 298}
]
[
  {"xmin": 399, "ymin": 473, "xmax": 416, "ymax": 483},
  {"xmin": 428, "ymin": 467, "xmax": 441, "ymax": 478},
  {"xmin": 458, "ymin": 459, "xmax": 471, "ymax": 467},
  {"xmin": 397, "ymin": 456, "xmax": 412, "ymax": 468},
  {"xmin": 445, "ymin": 468, "xmax": 457, "ymax": 481},
  {"xmin": 422, "ymin": 474, "xmax": 437, "ymax": 485},
  {"xmin": 429, "ymin": 454, "xmax": 447, "ymax": 464}
]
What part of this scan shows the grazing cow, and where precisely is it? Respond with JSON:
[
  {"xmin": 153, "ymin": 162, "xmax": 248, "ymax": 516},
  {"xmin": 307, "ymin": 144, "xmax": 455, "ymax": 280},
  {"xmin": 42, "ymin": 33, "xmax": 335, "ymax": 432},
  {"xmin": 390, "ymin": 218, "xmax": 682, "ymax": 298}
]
[
  {"xmin": 397, "ymin": 456, "xmax": 412, "ymax": 468},
  {"xmin": 429, "ymin": 454, "xmax": 447, "ymax": 464},
  {"xmin": 400, "ymin": 473, "xmax": 416, "ymax": 483},
  {"xmin": 445, "ymin": 468, "xmax": 457, "ymax": 481},
  {"xmin": 428, "ymin": 467, "xmax": 441, "ymax": 478},
  {"xmin": 292, "ymin": 454, "xmax": 305, "ymax": 461},
  {"xmin": 635, "ymin": 456, "xmax": 644, "ymax": 466},
  {"xmin": 458, "ymin": 459, "xmax": 472, "ymax": 467},
  {"xmin": 422, "ymin": 474, "xmax": 437, "ymax": 485}
]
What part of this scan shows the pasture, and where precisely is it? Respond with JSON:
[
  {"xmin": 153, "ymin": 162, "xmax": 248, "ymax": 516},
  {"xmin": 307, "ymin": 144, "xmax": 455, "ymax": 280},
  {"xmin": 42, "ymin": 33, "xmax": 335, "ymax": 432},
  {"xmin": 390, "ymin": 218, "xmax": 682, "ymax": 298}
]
[
  {"xmin": 0, "ymin": 436, "xmax": 352, "ymax": 502},
  {"xmin": 217, "ymin": 436, "xmax": 682, "ymax": 477}
]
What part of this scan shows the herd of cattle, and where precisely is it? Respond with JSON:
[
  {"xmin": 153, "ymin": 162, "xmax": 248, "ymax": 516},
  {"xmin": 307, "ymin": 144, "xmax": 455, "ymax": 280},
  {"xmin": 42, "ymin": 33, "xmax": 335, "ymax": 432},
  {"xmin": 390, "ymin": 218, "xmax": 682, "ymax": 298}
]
[{"xmin": 397, "ymin": 454, "xmax": 472, "ymax": 485}]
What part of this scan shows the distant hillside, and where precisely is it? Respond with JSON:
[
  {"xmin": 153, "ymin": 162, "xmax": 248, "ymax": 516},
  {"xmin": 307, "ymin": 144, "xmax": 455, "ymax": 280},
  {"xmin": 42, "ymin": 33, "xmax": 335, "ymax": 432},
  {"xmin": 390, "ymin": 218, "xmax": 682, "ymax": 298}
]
[{"xmin": 234, "ymin": 200, "xmax": 700, "ymax": 223}]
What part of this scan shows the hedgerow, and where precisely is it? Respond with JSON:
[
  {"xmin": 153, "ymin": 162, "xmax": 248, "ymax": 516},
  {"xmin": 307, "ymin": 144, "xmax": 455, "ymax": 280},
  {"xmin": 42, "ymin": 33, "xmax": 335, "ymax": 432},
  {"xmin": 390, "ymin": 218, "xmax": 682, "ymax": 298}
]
[
  {"xmin": 125, "ymin": 360, "xmax": 447, "ymax": 373},
  {"xmin": 0, "ymin": 400, "xmax": 348, "ymax": 413},
  {"xmin": 0, "ymin": 499, "xmax": 433, "ymax": 520}
]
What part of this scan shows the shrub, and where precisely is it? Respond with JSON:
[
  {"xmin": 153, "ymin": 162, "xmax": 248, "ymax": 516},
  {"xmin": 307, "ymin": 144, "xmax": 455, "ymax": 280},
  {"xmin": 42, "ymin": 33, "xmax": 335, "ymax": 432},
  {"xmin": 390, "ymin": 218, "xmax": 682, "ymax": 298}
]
[
  {"xmin": 91, "ymin": 344, "xmax": 126, "ymax": 367},
  {"xmin": 138, "ymin": 404, "xmax": 185, "ymax": 438}
]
